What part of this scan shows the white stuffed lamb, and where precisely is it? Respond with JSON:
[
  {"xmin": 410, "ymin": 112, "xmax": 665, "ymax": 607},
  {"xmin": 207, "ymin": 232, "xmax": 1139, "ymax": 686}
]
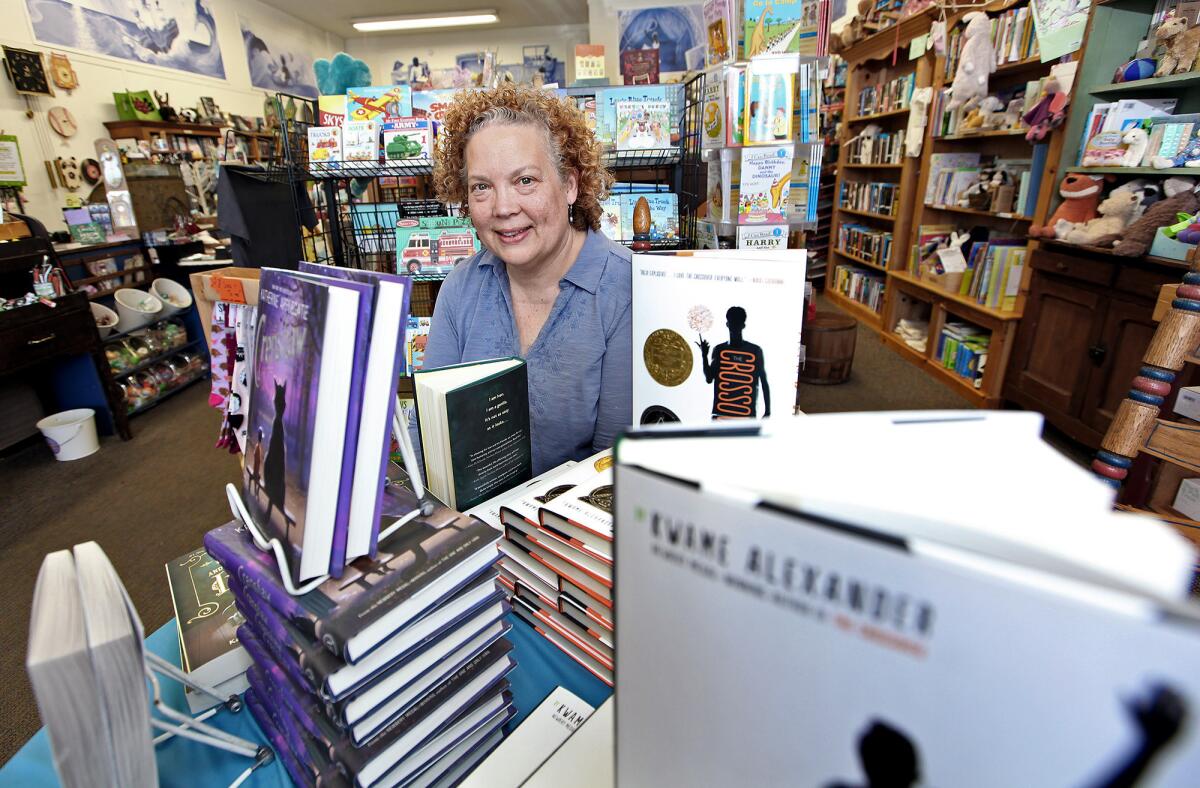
[
  {"xmin": 948, "ymin": 12, "xmax": 995, "ymax": 110},
  {"xmin": 1122, "ymin": 127, "xmax": 1149, "ymax": 167}
]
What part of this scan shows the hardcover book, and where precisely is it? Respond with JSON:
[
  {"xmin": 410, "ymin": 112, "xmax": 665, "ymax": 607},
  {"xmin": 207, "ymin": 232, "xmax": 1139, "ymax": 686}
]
[
  {"xmin": 414, "ymin": 357, "xmax": 534, "ymax": 511},
  {"xmin": 743, "ymin": 68, "xmax": 794, "ymax": 145},
  {"xmin": 395, "ymin": 217, "xmax": 481, "ymax": 278},
  {"xmin": 631, "ymin": 251, "xmax": 806, "ymax": 424},
  {"xmin": 598, "ymin": 195, "xmax": 622, "ymax": 241},
  {"xmin": 703, "ymin": 0, "xmax": 735, "ymax": 66},
  {"xmin": 725, "ymin": 66, "xmax": 746, "ymax": 146},
  {"xmin": 307, "ymin": 125, "xmax": 341, "ymax": 165},
  {"xmin": 346, "ymin": 85, "xmax": 413, "ymax": 123},
  {"xmin": 297, "ymin": 262, "xmax": 413, "ymax": 562},
  {"xmin": 620, "ymin": 49, "xmax": 660, "ymax": 85},
  {"xmin": 743, "ymin": 0, "xmax": 816, "ymax": 57},
  {"xmin": 317, "ymin": 95, "xmax": 346, "ymax": 126},
  {"xmin": 539, "ymin": 467, "xmax": 614, "ymax": 562},
  {"xmin": 701, "ymin": 78, "xmax": 725, "ymax": 150},
  {"xmin": 243, "ymin": 269, "xmax": 370, "ymax": 584},
  {"xmin": 738, "ymin": 145, "xmax": 793, "ymax": 224},
  {"xmin": 411, "ymin": 88, "xmax": 458, "ymax": 130},
  {"xmin": 596, "ymin": 86, "xmax": 675, "ymax": 145},
  {"xmin": 381, "ymin": 118, "xmax": 433, "ymax": 161},
  {"xmin": 165, "ymin": 547, "xmax": 251, "ymax": 712},
  {"xmin": 203, "ymin": 514, "xmax": 501, "ymax": 662},
  {"xmin": 342, "ymin": 120, "xmax": 379, "ymax": 161},
  {"xmin": 406, "ymin": 315, "xmax": 432, "ymax": 371},
  {"xmin": 737, "ymin": 224, "xmax": 788, "ymax": 250},
  {"xmin": 615, "ymin": 99, "xmax": 672, "ymax": 150}
]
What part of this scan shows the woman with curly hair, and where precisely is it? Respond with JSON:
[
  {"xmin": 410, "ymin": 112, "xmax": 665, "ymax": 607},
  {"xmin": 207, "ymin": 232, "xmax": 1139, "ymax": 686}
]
[{"xmin": 421, "ymin": 83, "xmax": 632, "ymax": 474}]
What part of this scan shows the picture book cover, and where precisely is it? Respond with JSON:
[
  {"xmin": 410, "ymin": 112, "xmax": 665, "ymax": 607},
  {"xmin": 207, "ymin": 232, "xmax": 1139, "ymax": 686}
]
[
  {"xmin": 381, "ymin": 118, "xmax": 433, "ymax": 160},
  {"xmin": 619, "ymin": 192, "xmax": 679, "ymax": 240},
  {"xmin": 346, "ymin": 85, "xmax": 414, "ymax": 123},
  {"xmin": 599, "ymin": 195, "xmax": 622, "ymax": 241},
  {"xmin": 621, "ymin": 49, "xmax": 660, "ymax": 85},
  {"xmin": 726, "ymin": 66, "xmax": 746, "ymax": 146},
  {"xmin": 631, "ymin": 252, "xmax": 805, "ymax": 424},
  {"xmin": 738, "ymin": 145, "xmax": 793, "ymax": 224},
  {"xmin": 342, "ymin": 121, "xmax": 378, "ymax": 161},
  {"xmin": 744, "ymin": 71, "xmax": 794, "ymax": 145},
  {"xmin": 307, "ymin": 126, "xmax": 341, "ymax": 165},
  {"xmin": 317, "ymin": 95, "xmax": 346, "ymax": 127},
  {"xmin": 737, "ymin": 225, "xmax": 788, "ymax": 250},
  {"xmin": 406, "ymin": 315, "xmax": 433, "ymax": 372},
  {"xmin": 703, "ymin": 0, "xmax": 735, "ymax": 66},
  {"xmin": 243, "ymin": 270, "xmax": 370, "ymax": 584},
  {"xmin": 597, "ymin": 85, "xmax": 676, "ymax": 145},
  {"xmin": 743, "ymin": 0, "xmax": 816, "ymax": 57},
  {"xmin": 411, "ymin": 88, "xmax": 458, "ymax": 130},
  {"xmin": 395, "ymin": 217, "xmax": 481, "ymax": 277},
  {"xmin": 701, "ymin": 78, "xmax": 726, "ymax": 150},
  {"xmin": 204, "ymin": 511, "xmax": 501, "ymax": 660},
  {"xmin": 615, "ymin": 99, "xmax": 672, "ymax": 150}
]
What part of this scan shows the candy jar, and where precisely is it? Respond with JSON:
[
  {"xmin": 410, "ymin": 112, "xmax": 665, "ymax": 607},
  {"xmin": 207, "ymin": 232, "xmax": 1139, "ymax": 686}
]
[
  {"xmin": 126, "ymin": 336, "xmax": 151, "ymax": 361},
  {"xmin": 163, "ymin": 319, "xmax": 187, "ymax": 349}
]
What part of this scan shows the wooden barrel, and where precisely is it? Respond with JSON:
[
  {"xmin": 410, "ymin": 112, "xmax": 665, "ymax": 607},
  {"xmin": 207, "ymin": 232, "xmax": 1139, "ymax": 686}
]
[{"xmin": 799, "ymin": 311, "xmax": 857, "ymax": 385}]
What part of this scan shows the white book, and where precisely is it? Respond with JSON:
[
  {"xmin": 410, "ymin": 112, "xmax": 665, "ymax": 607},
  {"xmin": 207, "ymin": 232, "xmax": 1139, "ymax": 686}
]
[
  {"xmin": 540, "ymin": 465, "xmax": 614, "ymax": 562},
  {"xmin": 343, "ymin": 120, "xmax": 379, "ymax": 161},
  {"xmin": 459, "ymin": 686, "xmax": 595, "ymax": 788},
  {"xmin": 307, "ymin": 125, "xmax": 342, "ymax": 164},
  {"xmin": 614, "ymin": 415, "xmax": 1200, "ymax": 786},
  {"xmin": 465, "ymin": 460, "xmax": 577, "ymax": 529},
  {"xmin": 524, "ymin": 698, "xmax": 613, "ymax": 788},
  {"xmin": 499, "ymin": 450, "xmax": 612, "ymax": 528}
]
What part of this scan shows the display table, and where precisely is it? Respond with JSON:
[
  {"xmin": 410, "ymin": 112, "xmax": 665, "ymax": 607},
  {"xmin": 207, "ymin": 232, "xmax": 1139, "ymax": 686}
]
[{"xmin": 0, "ymin": 612, "xmax": 611, "ymax": 786}]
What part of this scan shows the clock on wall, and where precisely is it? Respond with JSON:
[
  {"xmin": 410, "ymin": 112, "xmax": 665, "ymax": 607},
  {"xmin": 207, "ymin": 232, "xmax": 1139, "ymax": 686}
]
[
  {"xmin": 48, "ymin": 106, "xmax": 77, "ymax": 138},
  {"xmin": 2, "ymin": 46, "xmax": 54, "ymax": 96}
]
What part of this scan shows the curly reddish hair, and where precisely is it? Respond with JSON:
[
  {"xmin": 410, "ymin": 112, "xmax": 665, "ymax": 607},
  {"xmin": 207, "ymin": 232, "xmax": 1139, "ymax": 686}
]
[{"xmin": 432, "ymin": 83, "xmax": 613, "ymax": 232}]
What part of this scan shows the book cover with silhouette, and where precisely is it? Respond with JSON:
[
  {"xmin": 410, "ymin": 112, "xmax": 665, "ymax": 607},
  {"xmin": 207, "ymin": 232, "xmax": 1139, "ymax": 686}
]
[
  {"xmin": 631, "ymin": 252, "xmax": 805, "ymax": 425},
  {"xmin": 614, "ymin": 416, "xmax": 1200, "ymax": 786},
  {"xmin": 297, "ymin": 262, "xmax": 413, "ymax": 564},
  {"xmin": 204, "ymin": 494, "xmax": 501, "ymax": 662},
  {"xmin": 243, "ymin": 269, "xmax": 370, "ymax": 585}
]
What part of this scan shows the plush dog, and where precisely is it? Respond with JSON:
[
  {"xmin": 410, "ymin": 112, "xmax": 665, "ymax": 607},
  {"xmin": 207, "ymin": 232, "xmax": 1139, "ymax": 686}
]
[
  {"xmin": 1111, "ymin": 177, "xmax": 1200, "ymax": 255},
  {"xmin": 1061, "ymin": 190, "xmax": 1142, "ymax": 246},
  {"xmin": 948, "ymin": 12, "xmax": 995, "ymax": 110},
  {"xmin": 1029, "ymin": 174, "xmax": 1106, "ymax": 238}
]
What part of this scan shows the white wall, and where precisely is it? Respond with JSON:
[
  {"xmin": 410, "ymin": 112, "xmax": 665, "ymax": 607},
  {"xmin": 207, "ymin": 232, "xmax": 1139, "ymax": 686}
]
[
  {"xmin": 345, "ymin": 24, "xmax": 591, "ymax": 87},
  {"xmin": 0, "ymin": 0, "xmax": 342, "ymax": 230}
]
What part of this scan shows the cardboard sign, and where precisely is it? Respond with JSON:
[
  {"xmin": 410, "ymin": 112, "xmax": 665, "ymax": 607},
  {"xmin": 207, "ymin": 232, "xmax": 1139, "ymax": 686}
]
[{"xmin": 211, "ymin": 275, "xmax": 247, "ymax": 304}]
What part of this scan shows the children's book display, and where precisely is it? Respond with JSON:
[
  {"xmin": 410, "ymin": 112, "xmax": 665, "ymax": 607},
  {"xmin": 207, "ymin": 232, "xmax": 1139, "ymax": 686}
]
[
  {"xmin": 738, "ymin": 145, "xmax": 793, "ymax": 224},
  {"xmin": 631, "ymin": 250, "xmax": 806, "ymax": 424},
  {"xmin": 615, "ymin": 411, "xmax": 1200, "ymax": 785},
  {"xmin": 593, "ymin": 85, "xmax": 682, "ymax": 147}
]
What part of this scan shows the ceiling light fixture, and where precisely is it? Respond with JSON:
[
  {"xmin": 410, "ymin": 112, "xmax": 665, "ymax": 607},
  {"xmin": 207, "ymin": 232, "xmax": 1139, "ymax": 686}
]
[{"xmin": 352, "ymin": 11, "xmax": 499, "ymax": 32}]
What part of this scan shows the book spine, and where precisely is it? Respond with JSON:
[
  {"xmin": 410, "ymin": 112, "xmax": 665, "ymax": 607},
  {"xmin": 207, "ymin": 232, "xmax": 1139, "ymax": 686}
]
[
  {"xmin": 203, "ymin": 528, "xmax": 313, "ymax": 633},
  {"xmin": 329, "ymin": 285, "xmax": 374, "ymax": 576}
]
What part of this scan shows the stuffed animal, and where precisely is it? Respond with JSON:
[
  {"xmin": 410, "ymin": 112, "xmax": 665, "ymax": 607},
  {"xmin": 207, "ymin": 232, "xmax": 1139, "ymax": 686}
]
[
  {"xmin": 1061, "ymin": 190, "xmax": 1142, "ymax": 246},
  {"xmin": 1154, "ymin": 12, "xmax": 1200, "ymax": 75},
  {"xmin": 1023, "ymin": 78, "xmax": 1069, "ymax": 141},
  {"xmin": 1122, "ymin": 127, "xmax": 1150, "ymax": 167},
  {"xmin": 1153, "ymin": 128, "xmax": 1200, "ymax": 168},
  {"xmin": 314, "ymin": 52, "xmax": 372, "ymax": 96},
  {"xmin": 1028, "ymin": 174, "xmax": 1106, "ymax": 238},
  {"xmin": 1112, "ymin": 177, "xmax": 1200, "ymax": 256},
  {"xmin": 1111, "ymin": 178, "xmax": 1160, "ymax": 222},
  {"xmin": 962, "ymin": 95, "xmax": 1005, "ymax": 130},
  {"xmin": 948, "ymin": 12, "xmax": 995, "ymax": 110}
]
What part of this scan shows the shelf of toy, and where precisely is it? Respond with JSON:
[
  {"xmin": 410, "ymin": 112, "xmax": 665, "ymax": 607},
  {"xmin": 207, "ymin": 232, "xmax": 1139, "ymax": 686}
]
[
  {"xmin": 832, "ymin": 246, "xmax": 889, "ymax": 272},
  {"xmin": 934, "ymin": 128, "xmax": 1030, "ymax": 141},
  {"xmin": 824, "ymin": 286, "xmax": 885, "ymax": 328},
  {"xmin": 846, "ymin": 107, "xmax": 911, "ymax": 124},
  {"xmin": 111, "ymin": 337, "xmax": 206, "ymax": 380},
  {"xmin": 1089, "ymin": 72, "xmax": 1200, "ymax": 96},
  {"xmin": 603, "ymin": 148, "xmax": 681, "ymax": 169},
  {"xmin": 925, "ymin": 203, "xmax": 1033, "ymax": 222},
  {"xmin": 1066, "ymin": 166, "xmax": 1200, "ymax": 175},
  {"xmin": 889, "ymin": 269, "xmax": 1023, "ymax": 321},
  {"xmin": 837, "ymin": 206, "xmax": 896, "ymax": 221}
]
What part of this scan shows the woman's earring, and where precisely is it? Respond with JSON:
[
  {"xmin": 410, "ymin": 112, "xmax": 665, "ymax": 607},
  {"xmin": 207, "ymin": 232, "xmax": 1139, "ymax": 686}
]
[{"xmin": 568, "ymin": 202, "xmax": 575, "ymax": 224}]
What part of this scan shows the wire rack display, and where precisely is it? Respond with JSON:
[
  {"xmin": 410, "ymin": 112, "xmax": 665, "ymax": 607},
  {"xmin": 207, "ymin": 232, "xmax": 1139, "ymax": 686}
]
[{"xmin": 678, "ymin": 72, "xmax": 706, "ymax": 249}]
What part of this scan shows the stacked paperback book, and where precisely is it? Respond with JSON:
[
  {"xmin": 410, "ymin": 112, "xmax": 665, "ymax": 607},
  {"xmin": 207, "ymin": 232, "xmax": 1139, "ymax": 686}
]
[{"xmin": 469, "ymin": 452, "xmax": 616, "ymax": 687}]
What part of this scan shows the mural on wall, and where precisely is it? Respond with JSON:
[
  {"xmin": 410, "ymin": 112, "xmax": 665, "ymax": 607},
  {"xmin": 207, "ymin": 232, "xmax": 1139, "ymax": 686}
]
[
  {"xmin": 24, "ymin": 0, "xmax": 225, "ymax": 78},
  {"xmin": 240, "ymin": 16, "xmax": 319, "ymax": 98},
  {"xmin": 618, "ymin": 5, "xmax": 705, "ymax": 73}
]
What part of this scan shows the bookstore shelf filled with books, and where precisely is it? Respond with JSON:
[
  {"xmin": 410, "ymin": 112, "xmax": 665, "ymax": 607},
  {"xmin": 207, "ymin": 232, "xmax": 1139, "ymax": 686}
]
[{"xmin": 13, "ymin": 0, "xmax": 1200, "ymax": 786}]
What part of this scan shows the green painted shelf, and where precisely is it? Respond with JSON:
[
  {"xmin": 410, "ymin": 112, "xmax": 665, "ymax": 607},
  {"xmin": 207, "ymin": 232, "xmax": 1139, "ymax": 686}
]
[
  {"xmin": 1066, "ymin": 166, "xmax": 1199, "ymax": 175},
  {"xmin": 1089, "ymin": 72, "xmax": 1200, "ymax": 96}
]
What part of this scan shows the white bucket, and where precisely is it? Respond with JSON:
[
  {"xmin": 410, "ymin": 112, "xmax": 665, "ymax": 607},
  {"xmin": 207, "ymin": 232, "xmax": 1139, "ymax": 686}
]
[
  {"xmin": 114, "ymin": 288, "xmax": 163, "ymax": 332},
  {"xmin": 91, "ymin": 302, "xmax": 119, "ymax": 337},
  {"xmin": 36, "ymin": 408, "xmax": 99, "ymax": 461},
  {"xmin": 150, "ymin": 278, "xmax": 193, "ymax": 318}
]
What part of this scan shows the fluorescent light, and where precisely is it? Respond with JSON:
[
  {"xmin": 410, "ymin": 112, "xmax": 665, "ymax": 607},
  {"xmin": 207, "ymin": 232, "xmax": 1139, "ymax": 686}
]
[{"xmin": 352, "ymin": 12, "xmax": 498, "ymax": 32}]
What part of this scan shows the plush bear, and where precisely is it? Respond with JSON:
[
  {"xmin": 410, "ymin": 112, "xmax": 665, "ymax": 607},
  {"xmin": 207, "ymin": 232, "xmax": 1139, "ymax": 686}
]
[
  {"xmin": 1154, "ymin": 12, "xmax": 1200, "ymax": 76},
  {"xmin": 1029, "ymin": 174, "xmax": 1106, "ymax": 238},
  {"xmin": 948, "ymin": 12, "xmax": 995, "ymax": 110},
  {"xmin": 1061, "ymin": 190, "xmax": 1142, "ymax": 246},
  {"xmin": 1112, "ymin": 177, "xmax": 1200, "ymax": 256},
  {"xmin": 1122, "ymin": 127, "xmax": 1150, "ymax": 167}
]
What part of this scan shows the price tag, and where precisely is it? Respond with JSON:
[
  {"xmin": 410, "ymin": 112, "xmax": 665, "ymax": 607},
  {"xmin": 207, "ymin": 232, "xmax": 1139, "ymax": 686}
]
[
  {"xmin": 211, "ymin": 275, "xmax": 247, "ymax": 304},
  {"xmin": 936, "ymin": 246, "xmax": 968, "ymax": 273}
]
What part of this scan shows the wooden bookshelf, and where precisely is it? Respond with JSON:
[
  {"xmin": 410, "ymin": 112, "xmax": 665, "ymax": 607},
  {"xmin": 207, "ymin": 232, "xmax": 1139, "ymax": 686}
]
[
  {"xmin": 836, "ymin": 206, "xmax": 896, "ymax": 221},
  {"xmin": 832, "ymin": 247, "xmax": 889, "ymax": 272}
]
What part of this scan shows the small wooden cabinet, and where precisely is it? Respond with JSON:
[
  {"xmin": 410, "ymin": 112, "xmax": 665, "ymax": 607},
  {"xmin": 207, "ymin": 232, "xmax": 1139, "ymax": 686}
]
[{"xmin": 1005, "ymin": 244, "xmax": 1180, "ymax": 448}]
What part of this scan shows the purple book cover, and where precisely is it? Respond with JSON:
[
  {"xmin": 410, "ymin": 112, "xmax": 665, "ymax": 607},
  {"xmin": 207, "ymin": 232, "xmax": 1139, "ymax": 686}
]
[
  {"xmin": 204, "ymin": 511, "xmax": 500, "ymax": 661},
  {"xmin": 298, "ymin": 261, "xmax": 414, "ymax": 559},
  {"xmin": 244, "ymin": 687, "xmax": 310, "ymax": 787},
  {"xmin": 243, "ymin": 269, "xmax": 367, "ymax": 585},
  {"xmin": 231, "ymin": 579, "xmax": 317, "ymax": 694},
  {"xmin": 240, "ymin": 624, "xmax": 330, "ymax": 742},
  {"xmin": 248, "ymin": 665, "xmax": 352, "ymax": 788}
]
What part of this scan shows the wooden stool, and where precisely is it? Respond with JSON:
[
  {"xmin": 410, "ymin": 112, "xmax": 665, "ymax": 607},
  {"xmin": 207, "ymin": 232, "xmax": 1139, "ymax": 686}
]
[{"xmin": 799, "ymin": 311, "xmax": 857, "ymax": 385}]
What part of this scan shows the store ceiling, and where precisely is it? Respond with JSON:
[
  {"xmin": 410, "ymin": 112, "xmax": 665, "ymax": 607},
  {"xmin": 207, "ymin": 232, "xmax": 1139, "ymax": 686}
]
[{"xmin": 266, "ymin": 0, "xmax": 590, "ymax": 38}]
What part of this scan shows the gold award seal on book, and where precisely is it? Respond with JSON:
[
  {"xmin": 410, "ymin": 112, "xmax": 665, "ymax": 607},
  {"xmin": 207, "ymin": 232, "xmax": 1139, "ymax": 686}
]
[
  {"xmin": 594, "ymin": 455, "xmax": 613, "ymax": 472},
  {"xmin": 581, "ymin": 484, "xmax": 613, "ymax": 513},
  {"xmin": 643, "ymin": 328, "xmax": 692, "ymax": 387}
]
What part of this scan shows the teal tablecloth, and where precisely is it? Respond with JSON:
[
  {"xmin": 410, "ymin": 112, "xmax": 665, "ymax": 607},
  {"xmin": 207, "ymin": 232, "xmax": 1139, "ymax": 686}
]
[{"xmin": 0, "ymin": 613, "xmax": 611, "ymax": 786}]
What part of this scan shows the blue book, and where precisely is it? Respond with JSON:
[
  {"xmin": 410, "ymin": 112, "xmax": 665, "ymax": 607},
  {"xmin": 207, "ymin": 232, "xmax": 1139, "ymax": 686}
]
[
  {"xmin": 1026, "ymin": 144, "xmax": 1049, "ymax": 217},
  {"xmin": 299, "ymin": 262, "xmax": 413, "ymax": 563},
  {"xmin": 243, "ymin": 269, "xmax": 371, "ymax": 584}
]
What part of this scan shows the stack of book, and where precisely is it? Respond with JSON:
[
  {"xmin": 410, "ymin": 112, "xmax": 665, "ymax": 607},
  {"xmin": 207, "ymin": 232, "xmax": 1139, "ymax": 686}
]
[
  {"xmin": 924, "ymin": 153, "xmax": 982, "ymax": 207},
  {"xmin": 479, "ymin": 451, "xmax": 615, "ymax": 687},
  {"xmin": 937, "ymin": 320, "xmax": 990, "ymax": 386}
]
